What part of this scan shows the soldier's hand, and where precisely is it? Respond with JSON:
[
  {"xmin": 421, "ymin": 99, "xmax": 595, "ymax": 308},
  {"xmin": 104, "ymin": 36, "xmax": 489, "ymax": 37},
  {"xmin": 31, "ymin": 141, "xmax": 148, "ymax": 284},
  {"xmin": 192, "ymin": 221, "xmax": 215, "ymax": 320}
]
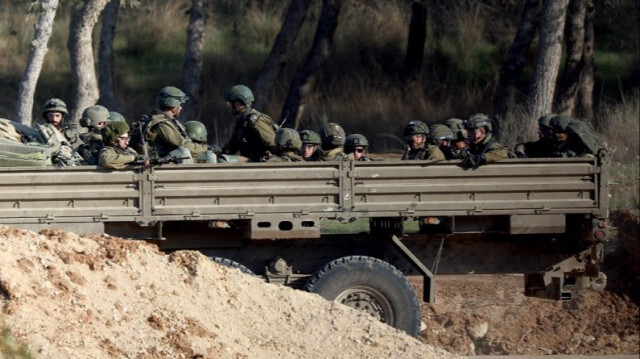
[{"xmin": 461, "ymin": 153, "xmax": 484, "ymax": 168}]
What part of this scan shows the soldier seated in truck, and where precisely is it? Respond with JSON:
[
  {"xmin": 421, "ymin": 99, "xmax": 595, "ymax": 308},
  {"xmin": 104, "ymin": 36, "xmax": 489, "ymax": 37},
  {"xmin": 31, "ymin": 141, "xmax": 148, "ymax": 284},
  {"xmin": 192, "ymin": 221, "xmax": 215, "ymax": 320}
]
[
  {"xmin": 344, "ymin": 134, "xmax": 372, "ymax": 161},
  {"xmin": 319, "ymin": 122, "xmax": 348, "ymax": 161},
  {"xmin": 401, "ymin": 120, "xmax": 445, "ymax": 161},
  {"xmin": 514, "ymin": 114, "xmax": 556, "ymax": 158},
  {"xmin": 99, "ymin": 121, "xmax": 145, "ymax": 169},
  {"xmin": 264, "ymin": 128, "xmax": 304, "ymax": 162},
  {"xmin": 299, "ymin": 130, "xmax": 323, "ymax": 161},
  {"xmin": 78, "ymin": 105, "xmax": 111, "ymax": 165},
  {"xmin": 460, "ymin": 113, "xmax": 508, "ymax": 168}
]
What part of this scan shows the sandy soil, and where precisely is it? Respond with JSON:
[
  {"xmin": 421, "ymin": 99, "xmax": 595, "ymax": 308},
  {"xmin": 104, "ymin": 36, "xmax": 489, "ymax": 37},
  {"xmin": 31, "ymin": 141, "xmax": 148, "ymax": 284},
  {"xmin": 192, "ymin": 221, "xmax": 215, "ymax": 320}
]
[{"xmin": 0, "ymin": 225, "xmax": 457, "ymax": 359}]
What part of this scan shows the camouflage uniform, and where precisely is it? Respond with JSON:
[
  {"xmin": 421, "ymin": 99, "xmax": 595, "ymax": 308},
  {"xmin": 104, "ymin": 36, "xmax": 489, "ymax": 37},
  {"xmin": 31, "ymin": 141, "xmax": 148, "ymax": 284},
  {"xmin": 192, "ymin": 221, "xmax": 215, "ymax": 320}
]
[
  {"xmin": 319, "ymin": 123, "xmax": 347, "ymax": 161},
  {"xmin": 264, "ymin": 150, "xmax": 304, "ymax": 162},
  {"xmin": 265, "ymin": 127, "xmax": 303, "ymax": 162},
  {"xmin": 78, "ymin": 105, "xmax": 111, "ymax": 165},
  {"xmin": 185, "ymin": 121, "xmax": 217, "ymax": 163},
  {"xmin": 344, "ymin": 134, "xmax": 372, "ymax": 161},
  {"xmin": 562, "ymin": 120, "xmax": 598, "ymax": 158},
  {"xmin": 146, "ymin": 109, "xmax": 207, "ymax": 158}
]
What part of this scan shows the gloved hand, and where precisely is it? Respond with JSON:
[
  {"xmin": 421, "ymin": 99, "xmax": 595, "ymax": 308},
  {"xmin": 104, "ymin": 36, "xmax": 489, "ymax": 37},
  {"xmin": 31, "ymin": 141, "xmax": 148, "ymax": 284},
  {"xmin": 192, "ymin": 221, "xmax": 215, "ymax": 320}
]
[
  {"xmin": 207, "ymin": 144, "xmax": 221, "ymax": 154},
  {"xmin": 515, "ymin": 151, "xmax": 528, "ymax": 158},
  {"xmin": 461, "ymin": 153, "xmax": 485, "ymax": 168}
]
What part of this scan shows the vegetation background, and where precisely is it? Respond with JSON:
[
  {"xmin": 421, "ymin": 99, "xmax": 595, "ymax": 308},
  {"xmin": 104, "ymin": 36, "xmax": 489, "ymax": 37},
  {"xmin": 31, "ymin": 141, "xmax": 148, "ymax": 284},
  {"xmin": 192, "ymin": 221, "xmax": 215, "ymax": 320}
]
[{"xmin": 0, "ymin": 0, "xmax": 637, "ymax": 204}]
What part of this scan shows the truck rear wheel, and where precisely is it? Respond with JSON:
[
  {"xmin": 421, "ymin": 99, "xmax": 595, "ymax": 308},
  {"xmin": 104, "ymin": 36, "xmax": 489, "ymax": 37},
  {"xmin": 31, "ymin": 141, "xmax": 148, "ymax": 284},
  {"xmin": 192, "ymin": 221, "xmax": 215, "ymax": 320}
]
[
  {"xmin": 210, "ymin": 256, "xmax": 254, "ymax": 275},
  {"xmin": 304, "ymin": 255, "xmax": 421, "ymax": 337}
]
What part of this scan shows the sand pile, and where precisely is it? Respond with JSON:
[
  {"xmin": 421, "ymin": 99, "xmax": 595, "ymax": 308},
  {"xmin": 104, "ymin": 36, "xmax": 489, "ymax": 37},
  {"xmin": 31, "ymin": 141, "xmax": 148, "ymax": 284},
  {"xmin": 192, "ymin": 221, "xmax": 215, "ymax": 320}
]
[{"xmin": 0, "ymin": 225, "xmax": 457, "ymax": 359}]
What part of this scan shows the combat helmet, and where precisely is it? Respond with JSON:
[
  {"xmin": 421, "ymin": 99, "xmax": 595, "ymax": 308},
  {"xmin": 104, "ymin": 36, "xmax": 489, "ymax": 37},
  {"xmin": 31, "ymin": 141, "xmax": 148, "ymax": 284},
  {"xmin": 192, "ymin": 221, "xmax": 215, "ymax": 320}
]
[
  {"xmin": 403, "ymin": 120, "xmax": 429, "ymax": 138},
  {"xmin": 275, "ymin": 128, "xmax": 302, "ymax": 150},
  {"xmin": 430, "ymin": 124, "xmax": 454, "ymax": 142},
  {"xmin": 344, "ymin": 134, "xmax": 369, "ymax": 152},
  {"xmin": 538, "ymin": 113, "xmax": 556, "ymax": 129},
  {"xmin": 299, "ymin": 130, "xmax": 321, "ymax": 145},
  {"xmin": 79, "ymin": 105, "xmax": 110, "ymax": 128},
  {"xmin": 566, "ymin": 121, "xmax": 598, "ymax": 154},
  {"xmin": 319, "ymin": 122, "xmax": 346, "ymax": 147},
  {"xmin": 109, "ymin": 111, "xmax": 127, "ymax": 123},
  {"xmin": 41, "ymin": 98, "xmax": 68, "ymax": 118},
  {"xmin": 102, "ymin": 121, "xmax": 130, "ymax": 146},
  {"xmin": 156, "ymin": 86, "xmax": 188, "ymax": 108},
  {"xmin": 466, "ymin": 113, "xmax": 493, "ymax": 132},
  {"xmin": 445, "ymin": 118, "xmax": 467, "ymax": 140},
  {"xmin": 549, "ymin": 114, "xmax": 573, "ymax": 133},
  {"xmin": 224, "ymin": 85, "xmax": 255, "ymax": 105},
  {"xmin": 184, "ymin": 121, "xmax": 208, "ymax": 143}
]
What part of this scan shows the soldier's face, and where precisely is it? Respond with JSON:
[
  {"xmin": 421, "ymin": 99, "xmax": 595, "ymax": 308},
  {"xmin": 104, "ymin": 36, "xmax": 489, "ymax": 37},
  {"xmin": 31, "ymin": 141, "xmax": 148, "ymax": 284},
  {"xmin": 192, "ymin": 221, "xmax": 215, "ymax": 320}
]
[
  {"xmin": 408, "ymin": 134, "xmax": 425, "ymax": 149},
  {"xmin": 46, "ymin": 112, "xmax": 63, "ymax": 127},
  {"xmin": 470, "ymin": 128, "xmax": 486, "ymax": 144},
  {"xmin": 115, "ymin": 133, "xmax": 130, "ymax": 149},
  {"xmin": 302, "ymin": 144, "xmax": 317, "ymax": 159},
  {"xmin": 353, "ymin": 147, "xmax": 365, "ymax": 160},
  {"xmin": 555, "ymin": 131, "xmax": 568, "ymax": 142}
]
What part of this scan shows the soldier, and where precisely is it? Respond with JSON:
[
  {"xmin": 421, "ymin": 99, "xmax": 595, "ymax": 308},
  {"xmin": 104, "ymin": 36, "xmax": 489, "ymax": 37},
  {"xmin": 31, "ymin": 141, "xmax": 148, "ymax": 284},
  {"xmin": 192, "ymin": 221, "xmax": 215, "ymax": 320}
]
[
  {"xmin": 430, "ymin": 124, "xmax": 457, "ymax": 160},
  {"xmin": 444, "ymin": 118, "xmax": 468, "ymax": 154},
  {"xmin": 299, "ymin": 130, "xmax": 323, "ymax": 161},
  {"xmin": 78, "ymin": 105, "xmax": 111, "ymax": 165},
  {"xmin": 461, "ymin": 113, "xmax": 508, "ymax": 168},
  {"xmin": 38, "ymin": 98, "xmax": 83, "ymax": 166},
  {"xmin": 401, "ymin": 120, "xmax": 445, "ymax": 161},
  {"xmin": 319, "ymin": 122, "xmax": 347, "ymax": 160},
  {"xmin": 222, "ymin": 85, "xmax": 277, "ymax": 162},
  {"xmin": 549, "ymin": 114, "xmax": 574, "ymax": 157},
  {"xmin": 145, "ymin": 86, "xmax": 207, "ymax": 164},
  {"xmin": 184, "ymin": 121, "xmax": 217, "ymax": 163},
  {"xmin": 344, "ymin": 134, "xmax": 372, "ymax": 161},
  {"xmin": 264, "ymin": 128, "xmax": 304, "ymax": 162},
  {"xmin": 513, "ymin": 114, "xmax": 556, "ymax": 158},
  {"xmin": 99, "ymin": 121, "xmax": 142, "ymax": 169},
  {"xmin": 563, "ymin": 120, "xmax": 598, "ymax": 157}
]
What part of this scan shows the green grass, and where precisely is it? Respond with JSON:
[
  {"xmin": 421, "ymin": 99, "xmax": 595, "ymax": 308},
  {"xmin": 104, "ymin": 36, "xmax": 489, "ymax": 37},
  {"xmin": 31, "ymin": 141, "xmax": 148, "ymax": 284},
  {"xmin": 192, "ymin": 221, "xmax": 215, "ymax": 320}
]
[
  {"xmin": 609, "ymin": 162, "xmax": 640, "ymax": 214},
  {"xmin": 0, "ymin": 327, "xmax": 33, "ymax": 359}
]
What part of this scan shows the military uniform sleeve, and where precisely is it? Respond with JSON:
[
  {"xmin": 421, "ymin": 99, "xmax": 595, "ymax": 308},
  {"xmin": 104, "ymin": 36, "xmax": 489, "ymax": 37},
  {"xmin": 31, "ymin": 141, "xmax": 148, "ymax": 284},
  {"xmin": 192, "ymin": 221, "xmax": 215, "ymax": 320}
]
[
  {"xmin": 99, "ymin": 147, "xmax": 137, "ymax": 169},
  {"xmin": 426, "ymin": 145, "xmax": 446, "ymax": 160},
  {"xmin": 250, "ymin": 117, "xmax": 277, "ymax": 153},
  {"xmin": 182, "ymin": 140, "xmax": 209, "ymax": 156},
  {"xmin": 484, "ymin": 142, "xmax": 509, "ymax": 163}
]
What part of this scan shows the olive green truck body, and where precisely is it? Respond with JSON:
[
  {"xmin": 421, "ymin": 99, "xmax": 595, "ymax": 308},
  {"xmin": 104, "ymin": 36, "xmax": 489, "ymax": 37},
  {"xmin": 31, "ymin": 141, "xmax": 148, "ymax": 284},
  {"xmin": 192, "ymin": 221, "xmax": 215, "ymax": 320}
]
[{"xmin": 0, "ymin": 154, "xmax": 610, "ymax": 336}]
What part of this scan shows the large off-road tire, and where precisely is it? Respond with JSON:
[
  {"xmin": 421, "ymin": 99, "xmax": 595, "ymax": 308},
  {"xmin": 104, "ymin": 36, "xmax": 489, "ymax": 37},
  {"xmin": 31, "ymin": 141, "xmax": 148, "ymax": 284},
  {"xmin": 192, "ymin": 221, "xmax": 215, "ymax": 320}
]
[
  {"xmin": 210, "ymin": 257, "xmax": 254, "ymax": 275},
  {"xmin": 304, "ymin": 255, "xmax": 421, "ymax": 337}
]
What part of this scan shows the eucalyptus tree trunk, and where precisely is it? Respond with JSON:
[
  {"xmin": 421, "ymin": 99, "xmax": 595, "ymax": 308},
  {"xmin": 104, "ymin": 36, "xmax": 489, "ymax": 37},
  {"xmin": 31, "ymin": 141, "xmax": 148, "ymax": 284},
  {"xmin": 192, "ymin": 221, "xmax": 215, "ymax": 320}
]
[
  {"xmin": 67, "ymin": 0, "xmax": 110, "ymax": 125},
  {"xmin": 254, "ymin": 0, "xmax": 312, "ymax": 111},
  {"xmin": 577, "ymin": 0, "xmax": 595, "ymax": 122},
  {"xmin": 492, "ymin": 0, "xmax": 542, "ymax": 138},
  {"xmin": 182, "ymin": 0, "xmax": 209, "ymax": 121},
  {"xmin": 98, "ymin": 0, "xmax": 123, "ymax": 113},
  {"xmin": 16, "ymin": 0, "xmax": 59, "ymax": 126},
  {"xmin": 402, "ymin": 0, "xmax": 427, "ymax": 82},
  {"xmin": 528, "ymin": 0, "xmax": 569, "ymax": 136},
  {"xmin": 280, "ymin": 0, "xmax": 342, "ymax": 129},
  {"xmin": 555, "ymin": 0, "xmax": 588, "ymax": 116}
]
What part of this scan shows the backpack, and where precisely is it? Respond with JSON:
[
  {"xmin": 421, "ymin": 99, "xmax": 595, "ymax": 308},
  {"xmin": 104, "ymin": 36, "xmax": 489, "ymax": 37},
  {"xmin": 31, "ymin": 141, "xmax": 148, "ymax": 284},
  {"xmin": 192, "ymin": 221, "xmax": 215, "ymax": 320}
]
[{"xmin": 128, "ymin": 115, "xmax": 152, "ymax": 155}]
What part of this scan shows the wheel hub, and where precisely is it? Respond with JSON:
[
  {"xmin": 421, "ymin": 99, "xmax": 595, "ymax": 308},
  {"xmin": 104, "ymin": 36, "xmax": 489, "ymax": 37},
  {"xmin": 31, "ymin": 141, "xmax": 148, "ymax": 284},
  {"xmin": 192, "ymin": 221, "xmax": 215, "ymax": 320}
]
[{"xmin": 335, "ymin": 286, "xmax": 393, "ymax": 325}]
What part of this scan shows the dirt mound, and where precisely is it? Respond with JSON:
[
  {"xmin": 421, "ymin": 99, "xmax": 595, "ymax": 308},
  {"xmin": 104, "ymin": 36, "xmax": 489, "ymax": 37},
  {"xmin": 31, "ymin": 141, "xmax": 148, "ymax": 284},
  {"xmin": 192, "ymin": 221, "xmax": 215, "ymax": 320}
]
[{"xmin": 0, "ymin": 225, "xmax": 457, "ymax": 359}]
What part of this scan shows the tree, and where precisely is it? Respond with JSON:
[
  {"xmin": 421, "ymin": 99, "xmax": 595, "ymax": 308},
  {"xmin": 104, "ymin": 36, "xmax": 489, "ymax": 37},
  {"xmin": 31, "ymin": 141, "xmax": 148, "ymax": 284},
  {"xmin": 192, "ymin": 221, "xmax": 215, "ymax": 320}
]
[
  {"xmin": 402, "ymin": 0, "xmax": 427, "ymax": 82},
  {"xmin": 182, "ymin": 0, "xmax": 210, "ymax": 120},
  {"xmin": 253, "ymin": 0, "xmax": 312, "ymax": 111},
  {"xmin": 577, "ymin": 0, "xmax": 595, "ymax": 121},
  {"xmin": 555, "ymin": 0, "xmax": 588, "ymax": 116},
  {"xmin": 492, "ymin": 0, "xmax": 542, "ymax": 138},
  {"xmin": 280, "ymin": 0, "xmax": 343, "ymax": 129},
  {"xmin": 527, "ymin": 0, "xmax": 569, "ymax": 136},
  {"xmin": 98, "ymin": 0, "xmax": 123, "ymax": 113},
  {"xmin": 67, "ymin": 0, "xmax": 110, "ymax": 125},
  {"xmin": 16, "ymin": 0, "xmax": 59, "ymax": 126}
]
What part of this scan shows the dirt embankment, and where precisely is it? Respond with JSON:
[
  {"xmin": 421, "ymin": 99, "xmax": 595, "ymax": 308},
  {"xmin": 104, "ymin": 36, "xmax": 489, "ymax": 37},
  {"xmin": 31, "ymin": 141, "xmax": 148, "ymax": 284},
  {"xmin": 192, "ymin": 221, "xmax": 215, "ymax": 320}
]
[{"xmin": 0, "ymin": 225, "xmax": 457, "ymax": 359}]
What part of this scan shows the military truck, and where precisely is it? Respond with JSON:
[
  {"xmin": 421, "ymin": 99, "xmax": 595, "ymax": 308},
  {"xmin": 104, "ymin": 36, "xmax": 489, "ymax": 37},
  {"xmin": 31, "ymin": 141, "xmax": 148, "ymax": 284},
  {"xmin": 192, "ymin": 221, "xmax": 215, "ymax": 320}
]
[{"xmin": 0, "ymin": 153, "xmax": 610, "ymax": 336}]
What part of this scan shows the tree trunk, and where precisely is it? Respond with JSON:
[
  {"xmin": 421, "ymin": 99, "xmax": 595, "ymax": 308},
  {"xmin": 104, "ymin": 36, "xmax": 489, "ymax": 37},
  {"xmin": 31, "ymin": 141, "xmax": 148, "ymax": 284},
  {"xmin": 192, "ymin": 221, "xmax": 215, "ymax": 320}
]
[
  {"xmin": 280, "ymin": 0, "xmax": 342, "ymax": 129},
  {"xmin": 182, "ymin": 0, "xmax": 209, "ymax": 121},
  {"xmin": 254, "ymin": 0, "xmax": 312, "ymax": 111},
  {"xmin": 528, "ymin": 0, "xmax": 569, "ymax": 136},
  {"xmin": 554, "ymin": 0, "xmax": 587, "ymax": 116},
  {"xmin": 577, "ymin": 0, "xmax": 595, "ymax": 122},
  {"xmin": 67, "ymin": 0, "xmax": 109, "ymax": 125},
  {"xmin": 98, "ymin": 0, "xmax": 123, "ymax": 113},
  {"xmin": 402, "ymin": 0, "xmax": 427, "ymax": 82},
  {"xmin": 492, "ymin": 0, "xmax": 542, "ymax": 138},
  {"xmin": 16, "ymin": 0, "xmax": 59, "ymax": 126}
]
